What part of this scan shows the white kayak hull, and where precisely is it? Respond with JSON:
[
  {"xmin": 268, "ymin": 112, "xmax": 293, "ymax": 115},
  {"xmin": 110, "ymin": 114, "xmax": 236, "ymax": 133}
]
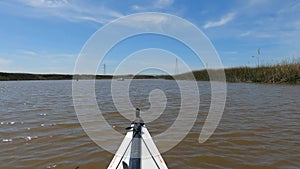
[{"xmin": 108, "ymin": 124, "xmax": 168, "ymax": 169}]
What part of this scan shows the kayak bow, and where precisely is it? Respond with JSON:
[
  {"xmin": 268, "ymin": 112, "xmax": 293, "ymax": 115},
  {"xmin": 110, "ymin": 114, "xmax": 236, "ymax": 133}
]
[{"xmin": 108, "ymin": 108, "xmax": 168, "ymax": 169}]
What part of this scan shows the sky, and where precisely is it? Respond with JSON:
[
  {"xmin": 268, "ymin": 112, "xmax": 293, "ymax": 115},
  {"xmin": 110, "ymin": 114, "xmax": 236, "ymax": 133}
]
[{"xmin": 0, "ymin": 0, "xmax": 299, "ymax": 74}]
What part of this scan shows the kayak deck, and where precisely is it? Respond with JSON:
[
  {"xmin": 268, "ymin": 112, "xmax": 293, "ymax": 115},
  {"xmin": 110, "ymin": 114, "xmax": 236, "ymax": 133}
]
[{"xmin": 108, "ymin": 109, "xmax": 168, "ymax": 169}]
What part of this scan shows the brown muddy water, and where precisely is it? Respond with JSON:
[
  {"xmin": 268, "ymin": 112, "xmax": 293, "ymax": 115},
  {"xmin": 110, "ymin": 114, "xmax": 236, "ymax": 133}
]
[{"xmin": 0, "ymin": 80, "xmax": 299, "ymax": 169}]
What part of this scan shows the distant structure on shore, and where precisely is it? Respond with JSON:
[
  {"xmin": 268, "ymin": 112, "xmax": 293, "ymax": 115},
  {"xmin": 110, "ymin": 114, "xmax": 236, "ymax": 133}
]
[{"xmin": 175, "ymin": 58, "xmax": 179, "ymax": 75}]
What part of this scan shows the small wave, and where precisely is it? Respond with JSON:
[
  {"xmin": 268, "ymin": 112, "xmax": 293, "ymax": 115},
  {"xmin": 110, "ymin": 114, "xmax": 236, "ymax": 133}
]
[
  {"xmin": 40, "ymin": 123, "xmax": 56, "ymax": 127},
  {"xmin": 24, "ymin": 136, "xmax": 38, "ymax": 141},
  {"xmin": 0, "ymin": 121, "xmax": 17, "ymax": 125},
  {"xmin": 46, "ymin": 164, "xmax": 57, "ymax": 168},
  {"xmin": 2, "ymin": 139, "xmax": 12, "ymax": 142}
]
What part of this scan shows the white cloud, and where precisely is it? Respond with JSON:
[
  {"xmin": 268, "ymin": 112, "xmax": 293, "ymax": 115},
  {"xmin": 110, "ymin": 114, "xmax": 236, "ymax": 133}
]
[
  {"xmin": 154, "ymin": 0, "xmax": 174, "ymax": 9},
  {"xmin": 203, "ymin": 12, "xmax": 236, "ymax": 29},
  {"xmin": 116, "ymin": 13, "xmax": 169, "ymax": 29},
  {"xmin": 222, "ymin": 51, "xmax": 238, "ymax": 55},
  {"xmin": 21, "ymin": 50, "xmax": 38, "ymax": 56},
  {"xmin": 131, "ymin": 0, "xmax": 174, "ymax": 11},
  {"xmin": 240, "ymin": 31, "xmax": 251, "ymax": 37},
  {"xmin": 21, "ymin": 0, "xmax": 68, "ymax": 8},
  {"xmin": 131, "ymin": 5, "xmax": 144, "ymax": 11},
  {"xmin": 0, "ymin": 58, "xmax": 12, "ymax": 66},
  {"xmin": 38, "ymin": 51, "xmax": 77, "ymax": 59},
  {"xmin": 1, "ymin": 51, "xmax": 78, "ymax": 73},
  {"xmin": 15, "ymin": 0, "xmax": 123, "ymax": 24},
  {"xmin": 74, "ymin": 16, "xmax": 106, "ymax": 24}
]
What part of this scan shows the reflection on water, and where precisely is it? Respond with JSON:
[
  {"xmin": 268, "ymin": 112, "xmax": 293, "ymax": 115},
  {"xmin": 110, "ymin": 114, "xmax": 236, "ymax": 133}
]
[{"xmin": 0, "ymin": 80, "xmax": 299, "ymax": 169}]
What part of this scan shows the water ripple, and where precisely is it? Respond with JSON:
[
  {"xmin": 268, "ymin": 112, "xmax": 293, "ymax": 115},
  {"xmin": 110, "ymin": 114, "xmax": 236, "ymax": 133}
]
[{"xmin": 0, "ymin": 80, "xmax": 299, "ymax": 168}]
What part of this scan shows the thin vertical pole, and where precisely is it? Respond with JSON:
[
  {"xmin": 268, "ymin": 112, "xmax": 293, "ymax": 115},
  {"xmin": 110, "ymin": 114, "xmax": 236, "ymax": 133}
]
[
  {"xmin": 258, "ymin": 48, "xmax": 260, "ymax": 67},
  {"xmin": 103, "ymin": 64, "xmax": 106, "ymax": 75},
  {"xmin": 175, "ymin": 58, "xmax": 178, "ymax": 75}
]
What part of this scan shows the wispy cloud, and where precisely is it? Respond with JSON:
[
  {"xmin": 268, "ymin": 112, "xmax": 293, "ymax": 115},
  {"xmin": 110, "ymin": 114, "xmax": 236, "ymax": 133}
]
[
  {"xmin": 33, "ymin": 51, "xmax": 77, "ymax": 59},
  {"xmin": 116, "ymin": 13, "xmax": 169, "ymax": 29},
  {"xmin": 131, "ymin": 0, "xmax": 174, "ymax": 11},
  {"xmin": 74, "ymin": 16, "xmax": 106, "ymax": 24},
  {"xmin": 131, "ymin": 5, "xmax": 144, "ymax": 11},
  {"xmin": 21, "ymin": 0, "xmax": 68, "ymax": 8},
  {"xmin": 203, "ymin": 12, "xmax": 236, "ymax": 29},
  {"xmin": 154, "ymin": 0, "xmax": 174, "ymax": 9},
  {"xmin": 221, "ymin": 51, "xmax": 239, "ymax": 55},
  {"xmin": 8, "ymin": 0, "xmax": 123, "ymax": 24},
  {"xmin": 0, "ymin": 58, "xmax": 12, "ymax": 66},
  {"xmin": 21, "ymin": 50, "xmax": 38, "ymax": 56},
  {"xmin": 240, "ymin": 31, "xmax": 251, "ymax": 37},
  {"xmin": 0, "ymin": 51, "xmax": 78, "ymax": 73}
]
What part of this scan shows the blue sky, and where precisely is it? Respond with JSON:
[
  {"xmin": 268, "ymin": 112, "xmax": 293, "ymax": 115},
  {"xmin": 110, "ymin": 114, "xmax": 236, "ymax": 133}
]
[{"xmin": 0, "ymin": 0, "xmax": 299, "ymax": 74}]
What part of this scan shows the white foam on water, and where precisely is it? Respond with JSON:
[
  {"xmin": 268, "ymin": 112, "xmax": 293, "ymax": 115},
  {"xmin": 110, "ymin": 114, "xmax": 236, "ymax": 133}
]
[
  {"xmin": 24, "ymin": 136, "xmax": 38, "ymax": 141},
  {"xmin": 2, "ymin": 139, "xmax": 12, "ymax": 142},
  {"xmin": 46, "ymin": 164, "xmax": 57, "ymax": 168}
]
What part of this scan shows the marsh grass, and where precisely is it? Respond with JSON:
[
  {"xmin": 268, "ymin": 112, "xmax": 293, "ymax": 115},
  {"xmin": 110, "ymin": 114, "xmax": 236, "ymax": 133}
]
[
  {"xmin": 1, "ymin": 58, "xmax": 299, "ymax": 84},
  {"xmin": 179, "ymin": 58, "xmax": 300, "ymax": 84}
]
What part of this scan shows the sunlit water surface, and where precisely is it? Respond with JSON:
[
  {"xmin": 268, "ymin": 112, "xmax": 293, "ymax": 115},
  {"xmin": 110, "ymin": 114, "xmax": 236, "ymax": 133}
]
[{"xmin": 0, "ymin": 80, "xmax": 299, "ymax": 169}]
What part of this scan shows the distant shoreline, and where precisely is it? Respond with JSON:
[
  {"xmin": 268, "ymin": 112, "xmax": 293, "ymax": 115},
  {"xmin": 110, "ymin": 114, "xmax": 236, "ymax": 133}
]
[
  {"xmin": 1, "ymin": 61, "xmax": 299, "ymax": 84},
  {"xmin": 189, "ymin": 60, "xmax": 299, "ymax": 84},
  {"xmin": 0, "ymin": 72, "xmax": 172, "ymax": 81}
]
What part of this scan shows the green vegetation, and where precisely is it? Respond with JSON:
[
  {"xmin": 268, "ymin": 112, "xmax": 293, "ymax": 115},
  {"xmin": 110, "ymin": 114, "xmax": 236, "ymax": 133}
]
[
  {"xmin": 0, "ymin": 73, "xmax": 112, "ymax": 81},
  {"xmin": 224, "ymin": 60, "xmax": 300, "ymax": 83},
  {"xmin": 180, "ymin": 58, "xmax": 300, "ymax": 84},
  {"xmin": 0, "ymin": 72, "xmax": 72, "ymax": 81},
  {"xmin": 0, "ymin": 73, "xmax": 165, "ymax": 81},
  {"xmin": 1, "ymin": 59, "xmax": 299, "ymax": 84}
]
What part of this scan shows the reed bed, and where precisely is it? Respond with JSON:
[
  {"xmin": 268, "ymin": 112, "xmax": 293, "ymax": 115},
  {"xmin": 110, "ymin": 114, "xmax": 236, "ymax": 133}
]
[{"xmin": 180, "ymin": 58, "xmax": 300, "ymax": 84}]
